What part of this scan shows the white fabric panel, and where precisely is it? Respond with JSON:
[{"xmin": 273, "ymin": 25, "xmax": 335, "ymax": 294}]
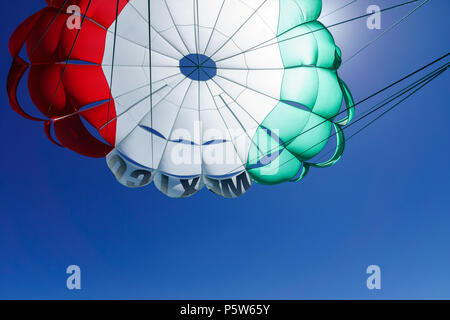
[
  {"xmin": 102, "ymin": 0, "xmax": 282, "ymax": 179},
  {"xmin": 236, "ymin": 90, "xmax": 278, "ymax": 124},
  {"xmin": 149, "ymin": 28, "xmax": 185, "ymax": 59},
  {"xmin": 102, "ymin": 66, "xmax": 148, "ymax": 98},
  {"xmin": 222, "ymin": 9, "xmax": 274, "ymax": 55},
  {"xmin": 214, "ymin": 94, "xmax": 258, "ymax": 136},
  {"xmin": 169, "ymin": 108, "xmax": 201, "ymax": 145},
  {"xmin": 246, "ymin": 69, "xmax": 284, "ymax": 99},
  {"xmin": 114, "ymin": 93, "xmax": 150, "ymax": 144},
  {"xmin": 147, "ymin": 0, "xmax": 175, "ymax": 31},
  {"xmin": 151, "ymin": 74, "xmax": 189, "ymax": 106},
  {"xmin": 216, "ymin": 69, "xmax": 249, "ymax": 89},
  {"xmin": 127, "ymin": 0, "xmax": 148, "ymax": 22},
  {"xmin": 153, "ymin": 171, "xmax": 204, "ymax": 198},
  {"xmin": 109, "ymin": 4, "xmax": 149, "ymax": 48},
  {"xmin": 255, "ymin": 0, "xmax": 280, "ymax": 35},
  {"xmin": 106, "ymin": 149, "xmax": 153, "ymax": 187},
  {"xmin": 145, "ymin": 48, "xmax": 181, "ymax": 67},
  {"xmin": 165, "ymin": 0, "xmax": 196, "ymax": 52},
  {"xmin": 103, "ymin": 32, "xmax": 146, "ymax": 67},
  {"xmin": 197, "ymin": 0, "xmax": 224, "ymax": 53},
  {"xmin": 211, "ymin": 0, "xmax": 254, "ymax": 37},
  {"xmin": 163, "ymin": 78, "xmax": 194, "ymax": 107},
  {"xmin": 243, "ymin": 43, "xmax": 284, "ymax": 69},
  {"xmin": 211, "ymin": 76, "xmax": 246, "ymax": 102},
  {"xmin": 157, "ymin": 28, "xmax": 191, "ymax": 57},
  {"xmin": 201, "ymin": 108, "xmax": 246, "ymax": 174},
  {"xmin": 176, "ymin": 25, "xmax": 197, "ymax": 53},
  {"xmin": 202, "ymin": 142, "xmax": 246, "ymax": 176},
  {"xmin": 158, "ymin": 142, "xmax": 202, "ymax": 176},
  {"xmin": 144, "ymin": 66, "xmax": 179, "ymax": 83},
  {"xmin": 199, "ymin": 81, "xmax": 218, "ymax": 111},
  {"xmin": 201, "ymin": 109, "xmax": 229, "ymax": 137},
  {"xmin": 212, "ymin": 76, "xmax": 276, "ymax": 125},
  {"xmin": 117, "ymin": 127, "xmax": 166, "ymax": 168},
  {"xmin": 180, "ymin": 80, "xmax": 199, "ymax": 110},
  {"xmin": 139, "ymin": 101, "xmax": 178, "ymax": 138}
]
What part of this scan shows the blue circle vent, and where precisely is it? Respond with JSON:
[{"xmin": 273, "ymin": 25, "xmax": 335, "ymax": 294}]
[{"xmin": 179, "ymin": 54, "xmax": 217, "ymax": 81}]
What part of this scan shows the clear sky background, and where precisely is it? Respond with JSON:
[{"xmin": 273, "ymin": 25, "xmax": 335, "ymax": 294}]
[{"xmin": 0, "ymin": 0, "xmax": 449, "ymax": 299}]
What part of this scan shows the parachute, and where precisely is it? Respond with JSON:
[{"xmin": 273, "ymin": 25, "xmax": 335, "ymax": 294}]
[{"xmin": 8, "ymin": 0, "xmax": 354, "ymax": 198}]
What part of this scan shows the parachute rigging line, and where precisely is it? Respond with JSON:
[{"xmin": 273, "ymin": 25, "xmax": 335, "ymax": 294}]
[
  {"xmin": 240, "ymin": 54, "xmax": 450, "ymax": 171},
  {"xmin": 214, "ymin": 0, "xmax": 422, "ymax": 65},
  {"xmin": 106, "ymin": 0, "xmax": 121, "ymax": 152},
  {"xmin": 207, "ymin": 0, "xmax": 268, "ymax": 61},
  {"xmin": 321, "ymin": 0, "xmax": 358, "ymax": 19},
  {"xmin": 99, "ymin": 60, "xmax": 206, "ymax": 130},
  {"xmin": 317, "ymin": 62, "xmax": 450, "ymax": 161},
  {"xmin": 230, "ymin": 54, "xmax": 449, "ymax": 177},
  {"xmin": 9, "ymin": 0, "xmax": 443, "ymax": 197},
  {"xmin": 343, "ymin": 0, "xmax": 430, "ymax": 64},
  {"xmin": 148, "ymin": 0, "xmax": 154, "ymax": 167},
  {"xmin": 344, "ymin": 68, "xmax": 448, "ymax": 143},
  {"xmin": 29, "ymin": 0, "xmax": 70, "ymax": 59},
  {"xmin": 29, "ymin": 0, "xmax": 429, "ymax": 133},
  {"xmin": 202, "ymin": 0, "xmax": 225, "ymax": 56},
  {"xmin": 53, "ymin": 49, "xmax": 449, "ymax": 173},
  {"xmin": 274, "ymin": 62, "xmax": 449, "ymax": 176}
]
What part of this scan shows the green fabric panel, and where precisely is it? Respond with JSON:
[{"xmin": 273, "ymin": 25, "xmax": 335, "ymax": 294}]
[
  {"xmin": 334, "ymin": 78, "xmax": 355, "ymax": 126},
  {"xmin": 248, "ymin": 149, "xmax": 301, "ymax": 185},
  {"xmin": 286, "ymin": 113, "xmax": 332, "ymax": 160},
  {"xmin": 247, "ymin": 127, "xmax": 301, "ymax": 185},
  {"xmin": 311, "ymin": 123, "xmax": 345, "ymax": 168},
  {"xmin": 297, "ymin": 0, "xmax": 322, "ymax": 23},
  {"xmin": 281, "ymin": 67, "xmax": 319, "ymax": 109},
  {"xmin": 332, "ymin": 49, "xmax": 342, "ymax": 70},
  {"xmin": 311, "ymin": 69, "xmax": 343, "ymax": 119},
  {"xmin": 280, "ymin": 67, "xmax": 342, "ymax": 120},
  {"xmin": 261, "ymin": 102, "xmax": 312, "ymax": 143},
  {"xmin": 247, "ymin": 127, "xmax": 282, "ymax": 165},
  {"xmin": 245, "ymin": 0, "xmax": 354, "ymax": 186},
  {"xmin": 278, "ymin": 21, "xmax": 341, "ymax": 70},
  {"xmin": 277, "ymin": 1, "xmax": 305, "ymax": 36},
  {"xmin": 291, "ymin": 163, "xmax": 310, "ymax": 182},
  {"xmin": 278, "ymin": 24, "xmax": 318, "ymax": 67},
  {"xmin": 277, "ymin": 0, "xmax": 322, "ymax": 35},
  {"xmin": 308, "ymin": 21, "xmax": 338, "ymax": 68}
]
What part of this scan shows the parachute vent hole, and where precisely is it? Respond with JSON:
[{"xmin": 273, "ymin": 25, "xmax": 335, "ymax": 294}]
[{"xmin": 179, "ymin": 54, "xmax": 217, "ymax": 81}]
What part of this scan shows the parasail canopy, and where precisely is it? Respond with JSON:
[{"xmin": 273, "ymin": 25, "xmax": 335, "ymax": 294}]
[{"xmin": 8, "ymin": 0, "xmax": 354, "ymax": 198}]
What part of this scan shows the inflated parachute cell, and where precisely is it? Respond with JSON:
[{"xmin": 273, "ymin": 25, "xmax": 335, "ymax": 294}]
[{"xmin": 8, "ymin": 0, "xmax": 354, "ymax": 198}]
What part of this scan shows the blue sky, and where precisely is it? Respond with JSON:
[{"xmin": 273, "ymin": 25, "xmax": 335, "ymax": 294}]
[{"xmin": 0, "ymin": 0, "xmax": 449, "ymax": 299}]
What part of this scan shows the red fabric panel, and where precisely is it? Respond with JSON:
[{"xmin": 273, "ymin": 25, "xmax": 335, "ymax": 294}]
[
  {"xmin": 23, "ymin": 9, "xmax": 108, "ymax": 64},
  {"xmin": 24, "ymin": 9, "xmax": 66, "ymax": 63},
  {"xmin": 7, "ymin": 57, "xmax": 44, "ymax": 121},
  {"xmin": 46, "ymin": 0, "xmax": 130, "ymax": 29},
  {"xmin": 9, "ymin": 9, "xmax": 46, "ymax": 57},
  {"xmin": 44, "ymin": 120, "xmax": 64, "ymax": 147},
  {"xmin": 53, "ymin": 115, "xmax": 112, "ymax": 158},
  {"xmin": 80, "ymin": 101, "xmax": 117, "ymax": 146},
  {"xmin": 58, "ymin": 18, "xmax": 108, "ymax": 64},
  {"xmin": 7, "ymin": 0, "xmax": 130, "ymax": 157},
  {"xmin": 28, "ymin": 64, "xmax": 67, "ymax": 117},
  {"xmin": 27, "ymin": 64, "xmax": 113, "ymax": 117},
  {"xmin": 63, "ymin": 65, "xmax": 112, "ymax": 109}
]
